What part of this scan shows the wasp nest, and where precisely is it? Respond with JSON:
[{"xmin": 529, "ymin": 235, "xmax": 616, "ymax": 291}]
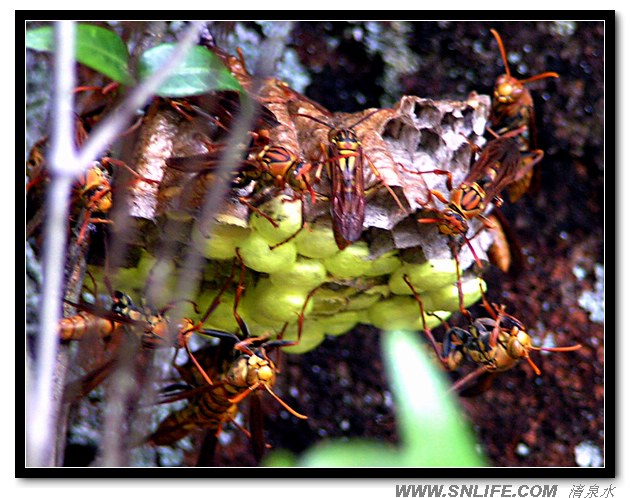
[{"xmin": 97, "ymin": 68, "xmax": 493, "ymax": 353}]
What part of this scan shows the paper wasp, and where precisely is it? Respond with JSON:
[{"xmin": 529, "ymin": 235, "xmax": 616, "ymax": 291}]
[
  {"xmin": 411, "ymin": 126, "xmax": 543, "ymax": 275},
  {"xmin": 147, "ymin": 251, "xmax": 309, "ymax": 464},
  {"xmin": 147, "ymin": 328, "xmax": 307, "ymax": 463},
  {"xmin": 418, "ymin": 127, "xmax": 540, "ymax": 238},
  {"xmin": 167, "ymin": 138, "xmax": 316, "ymax": 203},
  {"xmin": 27, "ymin": 158, "xmax": 114, "ymax": 246},
  {"xmin": 26, "ymin": 131, "xmax": 161, "ymax": 248},
  {"xmin": 405, "ymin": 273, "xmax": 581, "ymax": 395},
  {"xmin": 26, "ymin": 118, "xmax": 111, "ymax": 245},
  {"xmin": 438, "ymin": 283, "xmax": 580, "ymax": 395},
  {"xmin": 289, "ymin": 104, "xmax": 406, "ymax": 250},
  {"xmin": 165, "ymin": 124, "xmax": 317, "ymax": 232},
  {"xmin": 58, "ymin": 260, "xmax": 240, "ymax": 400},
  {"xmin": 489, "ymin": 28, "xmax": 559, "ymax": 202}
]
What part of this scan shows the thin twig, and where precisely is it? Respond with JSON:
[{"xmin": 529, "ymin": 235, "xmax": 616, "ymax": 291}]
[
  {"xmin": 26, "ymin": 20, "xmax": 205, "ymax": 468},
  {"xmin": 26, "ymin": 20, "xmax": 76, "ymax": 468},
  {"xmin": 160, "ymin": 23, "xmax": 295, "ymax": 347}
]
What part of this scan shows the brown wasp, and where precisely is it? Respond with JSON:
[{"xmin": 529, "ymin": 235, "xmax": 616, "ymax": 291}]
[
  {"xmin": 166, "ymin": 132, "xmax": 317, "ymax": 236},
  {"xmin": 58, "ymin": 289, "xmax": 162, "ymax": 402},
  {"xmin": 167, "ymin": 136, "xmax": 316, "ymax": 204},
  {"xmin": 147, "ymin": 328, "xmax": 307, "ymax": 464},
  {"xmin": 27, "ymin": 156, "xmax": 114, "ymax": 246},
  {"xmin": 26, "ymin": 118, "xmax": 109, "ymax": 244},
  {"xmin": 413, "ymin": 126, "xmax": 543, "ymax": 274},
  {"xmin": 489, "ymin": 28, "xmax": 559, "ymax": 202},
  {"xmin": 58, "ymin": 260, "xmax": 240, "ymax": 400},
  {"xmin": 288, "ymin": 100, "xmax": 406, "ymax": 250},
  {"xmin": 147, "ymin": 251, "xmax": 309, "ymax": 464},
  {"xmin": 418, "ymin": 127, "xmax": 541, "ymax": 238},
  {"xmin": 405, "ymin": 274, "xmax": 581, "ymax": 396},
  {"xmin": 26, "ymin": 126, "xmax": 159, "ymax": 248},
  {"xmin": 441, "ymin": 285, "xmax": 581, "ymax": 396}
]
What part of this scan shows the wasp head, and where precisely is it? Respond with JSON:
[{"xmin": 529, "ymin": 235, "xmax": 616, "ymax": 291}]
[
  {"xmin": 437, "ymin": 208, "xmax": 469, "ymax": 236},
  {"xmin": 493, "ymin": 74, "xmax": 525, "ymax": 105},
  {"xmin": 329, "ymin": 128, "xmax": 360, "ymax": 153}
]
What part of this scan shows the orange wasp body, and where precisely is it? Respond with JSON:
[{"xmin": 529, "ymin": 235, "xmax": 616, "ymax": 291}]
[
  {"xmin": 148, "ymin": 251, "xmax": 309, "ymax": 463},
  {"xmin": 489, "ymin": 28, "xmax": 559, "ymax": 201},
  {"xmin": 420, "ymin": 126, "xmax": 541, "ymax": 240},
  {"xmin": 443, "ymin": 291, "xmax": 582, "ymax": 395},
  {"xmin": 148, "ymin": 332, "xmax": 306, "ymax": 461},
  {"xmin": 166, "ymin": 134, "xmax": 317, "ymax": 230}
]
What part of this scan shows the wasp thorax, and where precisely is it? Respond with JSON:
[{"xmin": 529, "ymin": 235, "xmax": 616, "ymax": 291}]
[
  {"xmin": 446, "ymin": 349, "xmax": 464, "ymax": 371},
  {"xmin": 288, "ymin": 161, "xmax": 312, "ymax": 191},
  {"xmin": 227, "ymin": 356, "xmax": 251, "ymax": 387},
  {"xmin": 78, "ymin": 166, "xmax": 113, "ymax": 212},
  {"xmin": 469, "ymin": 347, "xmax": 497, "ymax": 366}
]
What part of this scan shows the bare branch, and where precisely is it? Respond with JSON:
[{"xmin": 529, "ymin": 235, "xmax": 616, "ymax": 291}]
[
  {"xmin": 27, "ymin": 20, "xmax": 76, "ymax": 467},
  {"xmin": 26, "ymin": 20, "xmax": 206, "ymax": 468}
]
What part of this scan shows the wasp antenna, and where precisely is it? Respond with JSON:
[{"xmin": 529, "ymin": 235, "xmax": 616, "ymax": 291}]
[
  {"xmin": 524, "ymin": 355, "xmax": 542, "ymax": 376},
  {"xmin": 417, "ymin": 217, "xmax": 443, "ymax": 225},
  {"xmin": 347, "ymin": 108, "xmax": 385, "ymax": 130},
  {"xmin": 490, "ymin": 28, "xmax": 511, "ymax": 78},
  {"xmin": 533, "ymin": 344, "xmax": 583, "ymax": 353},
  {"xmin": 293, "ymin": 112, "xmax": 333, "ymax": 129},
  {"xmin": 520, "ymin": 71, "xmax": 560, "ymax": 85},
  {"xmin": 264, "ymin": 384, "xmax": 308, "ymax": 419}
]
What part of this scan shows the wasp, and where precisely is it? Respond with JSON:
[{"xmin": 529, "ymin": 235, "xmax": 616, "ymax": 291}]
[
  {"xmin": 147, "ymin": 249, "xmax": 310, "ymax": 464},
  {"xmin": 168, "ymin": 140, "xmax": 316, "ymax": 204},
  {"xmin": 405, "ymin": 274, "xmax": 581, "ymax": 394},
  {"xmin": 26, "ymin": 135, "xmax": 160, "ymax": 248},
  {"xmin": 147, "ymin": 328, "xmax": 307, "ymax": 463},
  {"xmin": 489, "ymin": 28, "xmax": 559, "ymax": 202},
  {"xmin": 414, "ymin": 127, "xmax": 543, "ymax": 271},
  {"xmin": 289, "ymin": 103, "xmax": 406, "ymax": 250},
  {"xmin": 166, "ymin": 130, "xmax": 317, "ymax": 232},
  {"xmin": 419, "ymin": 127, "xmax": 541, "ymax": 238},
  {"xmin": 58, "ymin": 290, "xmax": 142, "ymax": 343},
  {"xmin": 58, "ymin": 260, "xmax": 240, "ymax": 400},
  {"xmin": 442, "ymin": 288, "xmax": 582, "ymax": 395},
  {"xmin": 26, "ymin": 118, "xmax": 112, "ymax": 245},
  {"xmin": 27, "ymin": 159, "xmax": 114, "ymax": 244},
  {"xmin": 58, "ymin": 289, "xmax": 164, "ymax": 401}
]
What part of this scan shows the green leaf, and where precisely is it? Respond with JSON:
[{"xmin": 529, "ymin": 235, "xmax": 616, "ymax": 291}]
[
  {"xmin": 383, "ymin": 329, "xmax": 487, "ymax": 466},
  {"xmin": 138, "ymin": 43, "xmax": 243, "ymax": 97},
  {"xmin": 26, "ymin": 24, "xmax": 132, "ymax": 85},
  {"xmin": 298, "ymin": 440, "xmax": 402, "ymax": 467},
  {"xmin": 25, "ymin": 26, "xmax": 54, "ymax": 51},
  {"xmin": 260, "ymin": 449, "xmax": 297, "ymax": 467},
  {"xmin": 265, "ymin": 329, "xmax": 487, "ymax": 467}
]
